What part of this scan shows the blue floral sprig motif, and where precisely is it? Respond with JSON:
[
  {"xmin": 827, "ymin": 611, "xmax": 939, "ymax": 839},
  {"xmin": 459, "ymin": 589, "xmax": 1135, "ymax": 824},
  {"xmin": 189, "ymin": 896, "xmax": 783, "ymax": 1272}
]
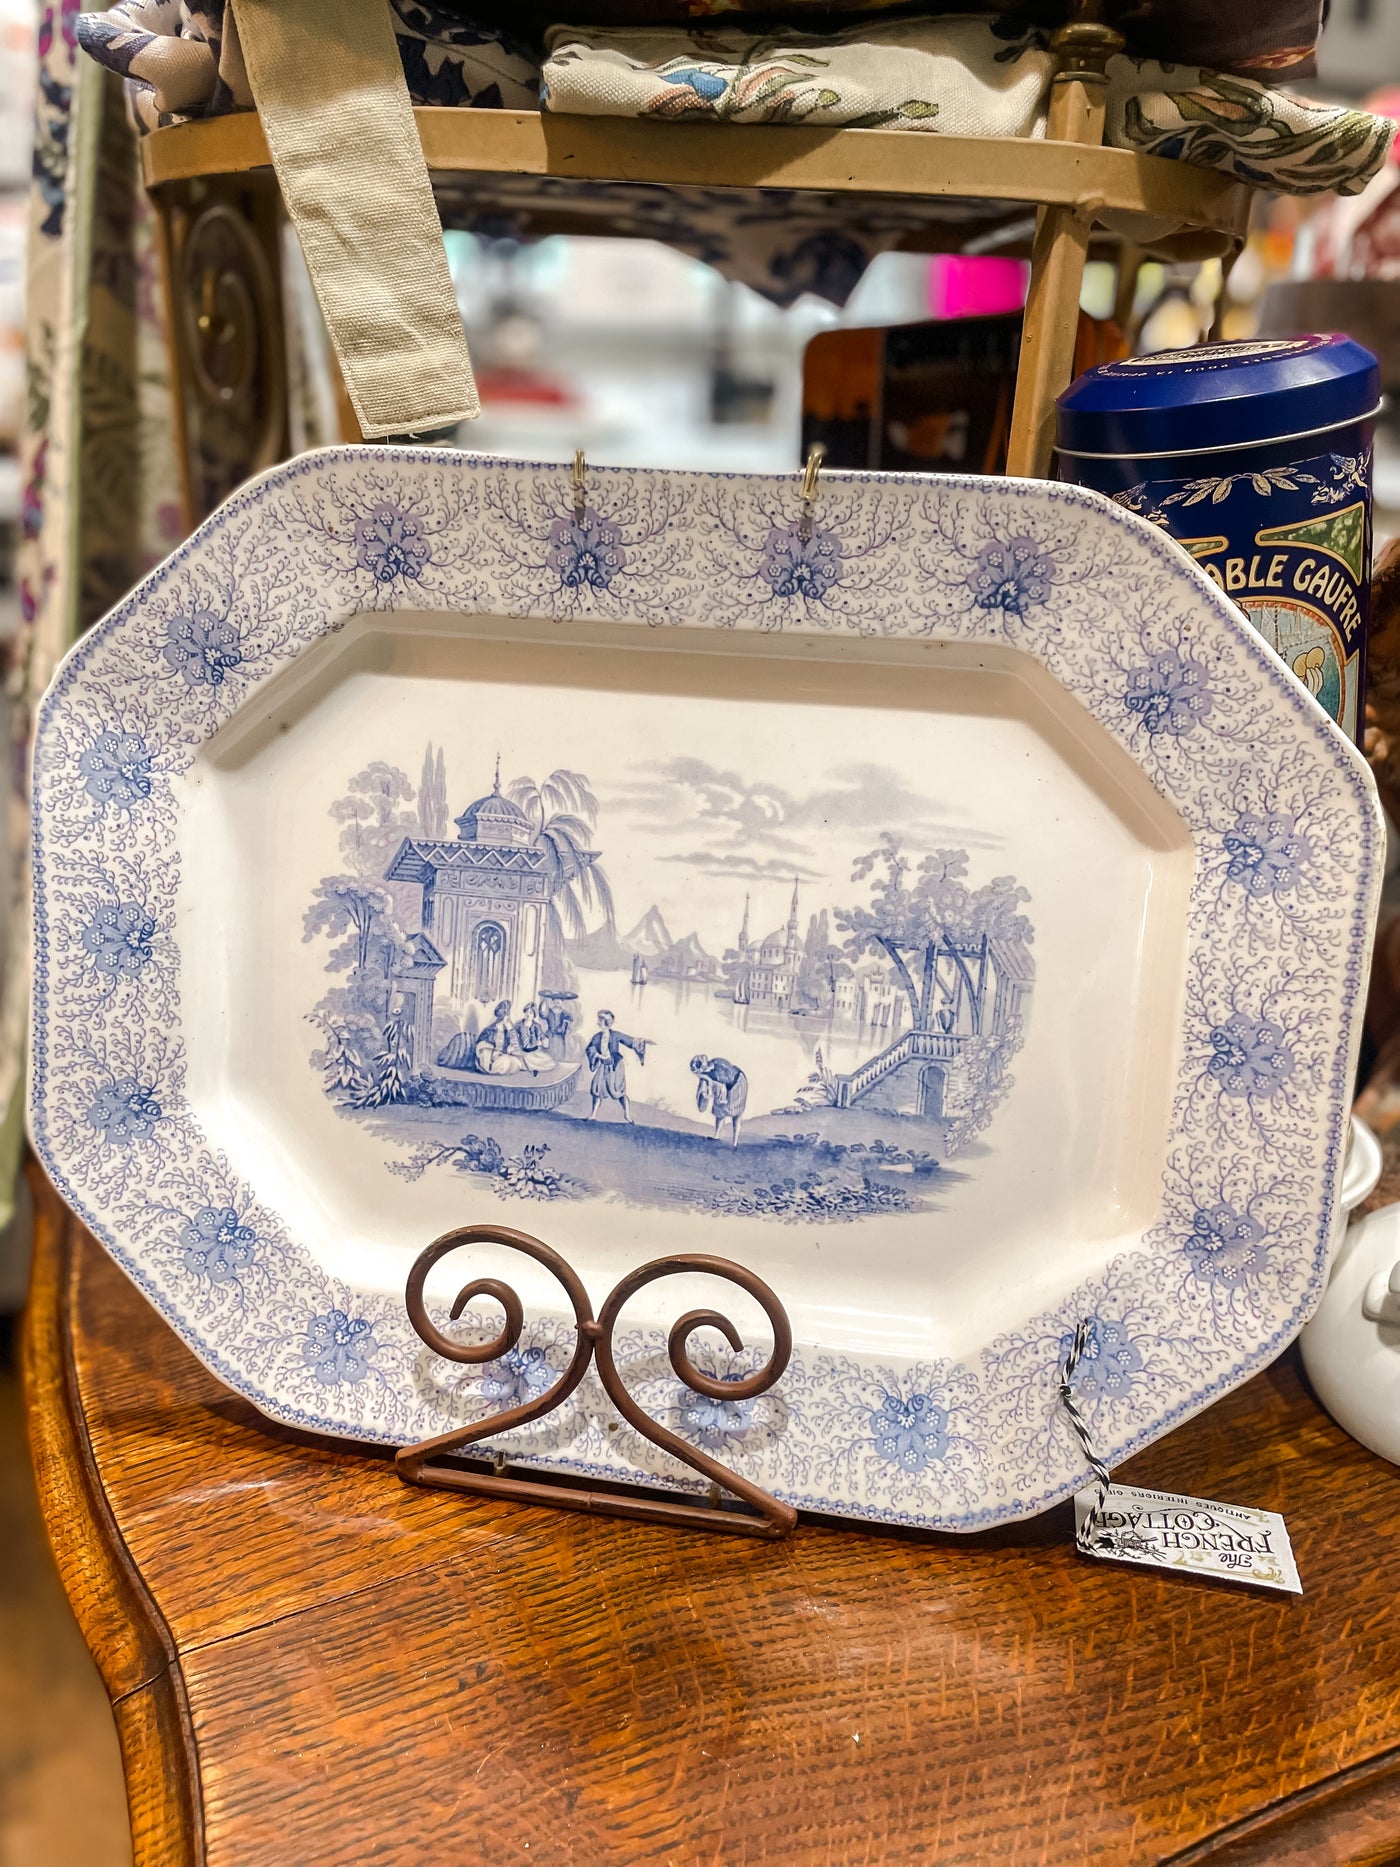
[
  {"xmin": 678, "ymin": 1380, "xmax": 757, "ymax": 1454},
  {"xmin": 481, "ymin": 1344, "xmax": 555, "ymax": 1409},
  {"xmin": 80, "ymin": 901, "xmax": 156, "ymax": 979},
  {"xmin": 869, "ymin": 1389, "xmax": 948, "ymax": 1473},
  {"xmin": 78, "ymin": 730, "xmax": 153, "ymax": 811},
  {"xmin": 276, "ymin": 475, "xmax": 479, "ymax": 612},
  {"xmin": 1223, "ymin": 810, "xmax": 1314, "ymax": 899},
  {"xmin": 968, "ymin": 536, "xmax": 1054, "ymax": 618},
  {"xmin": 807, "ymin": 1358, "xmax": 984, "ymax": 1507},
  {"xmin": 301, "ymin": 1309, "xmax": 381, "ymax": 1387},
  {"xmin": 594, "ymin": 1339, "xmax": 785, "ymax": 1476},
  {"xmin": 180, "ymin": 1206, "xmax": 257, "ymax": 1284},
  {"xmin": 481, "ymin": 470, "xmax": 690, "ymax": 619},
  {"xmin": 1206, "ymin": 1013, "xmax": 1295, "ymax": 1099},
  {"xmin": 1183, "ymin": 1204, "xmax": 1269, "ymax": 1287},
  {"xmin": 548, "ymin": 507, "xmax": 627, "ymax": 592},
  {"xmin": 757, "ymin": 522, "xmax": 842, "ymax": 603},
  {"xmin": 987, "ymin": 1283, "xmax": 1224, "ymax": 1486},
  {"xmin": 86, "ymin": 1076, "xmax": 162, "ymax": 1147},
  {"xmin": 354, "ymin": 503, "xmax": 430, "ymax": 586},
  {"xmin": 1124, "ymin": 648, "xmax": 1213, "ymax": 737},
  {"xmin": 1058, "ymin": 1317, "xmax": 1142, "ymax": 1401},
  {"xmin": 161, "ymin": 609, "xmax": 242, "ymax": 688},
  {"xmin": 697, "ymin": 483, "xmax": 905, "ymax": 628}
]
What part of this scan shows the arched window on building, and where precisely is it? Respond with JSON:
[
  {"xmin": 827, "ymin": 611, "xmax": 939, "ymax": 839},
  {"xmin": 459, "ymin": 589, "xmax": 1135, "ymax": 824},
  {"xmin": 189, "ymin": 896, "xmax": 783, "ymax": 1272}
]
[{"xmin": 473, "ymin": 921, "xmax": 507, "ymax": 1001}]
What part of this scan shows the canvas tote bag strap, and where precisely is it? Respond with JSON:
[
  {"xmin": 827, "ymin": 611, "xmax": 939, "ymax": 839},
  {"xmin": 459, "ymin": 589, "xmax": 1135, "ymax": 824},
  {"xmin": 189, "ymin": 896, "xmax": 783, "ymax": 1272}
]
[{"xmin": 229, "ymin": 0, "xmax": 478, "ymax": 438}]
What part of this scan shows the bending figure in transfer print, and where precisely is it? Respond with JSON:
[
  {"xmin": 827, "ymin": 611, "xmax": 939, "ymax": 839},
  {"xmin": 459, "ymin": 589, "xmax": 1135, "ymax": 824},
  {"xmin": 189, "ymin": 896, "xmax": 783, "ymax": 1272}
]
[
  {"xmin": 692, "ymin": 1054, "xmax": 749, "ymax": 1147},
  {"xmin": 586, "ymin": 1009, "xmax": 651, "ymax": 1122}
]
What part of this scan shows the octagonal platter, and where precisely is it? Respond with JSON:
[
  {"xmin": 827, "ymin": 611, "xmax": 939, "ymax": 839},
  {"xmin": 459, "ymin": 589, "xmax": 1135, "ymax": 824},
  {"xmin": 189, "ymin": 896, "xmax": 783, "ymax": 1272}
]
[{"xmin": 29, "ymin": 449, "xmax": 1382, "ymax": 1530}]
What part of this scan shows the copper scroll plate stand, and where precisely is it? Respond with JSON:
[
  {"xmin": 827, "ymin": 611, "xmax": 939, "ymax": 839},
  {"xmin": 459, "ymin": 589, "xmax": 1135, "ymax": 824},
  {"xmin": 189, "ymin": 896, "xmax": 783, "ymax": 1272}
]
[{"xmin": 396, "ymin": 1224, "xmax": 797, "ymax": 1539}]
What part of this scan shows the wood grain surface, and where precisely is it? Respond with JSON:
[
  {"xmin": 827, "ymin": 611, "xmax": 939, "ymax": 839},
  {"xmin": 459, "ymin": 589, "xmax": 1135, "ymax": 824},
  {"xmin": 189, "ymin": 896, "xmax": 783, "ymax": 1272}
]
[
  {"xmin": 21, "ymin": 1167, "xmax": 202, "ymax": 1867},
  {"xmin": 23, "ymin": 1162, "xmax": 1400, "ymax": 1867}
]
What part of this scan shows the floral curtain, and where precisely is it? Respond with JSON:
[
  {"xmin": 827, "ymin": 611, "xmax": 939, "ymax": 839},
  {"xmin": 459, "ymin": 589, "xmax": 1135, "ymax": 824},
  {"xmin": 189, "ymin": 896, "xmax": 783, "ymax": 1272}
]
[{"xmin": 5, "ymin": 2, "xmax": 183, "ymax": 1227}]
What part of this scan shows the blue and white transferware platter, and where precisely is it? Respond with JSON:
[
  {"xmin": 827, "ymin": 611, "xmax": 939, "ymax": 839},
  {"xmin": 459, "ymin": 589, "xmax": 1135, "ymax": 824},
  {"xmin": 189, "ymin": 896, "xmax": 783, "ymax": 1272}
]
[{"xmin": 29, "ymin": 449, "xmax": 1382, "ymax": 1531}]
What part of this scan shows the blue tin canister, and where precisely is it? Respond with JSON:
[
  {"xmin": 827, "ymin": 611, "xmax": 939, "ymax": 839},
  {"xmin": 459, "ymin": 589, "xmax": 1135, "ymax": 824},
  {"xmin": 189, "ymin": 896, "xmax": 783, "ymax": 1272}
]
[{"xmin": 1056, "ymin": 336, "xmax": 1380, "ymax": 743}]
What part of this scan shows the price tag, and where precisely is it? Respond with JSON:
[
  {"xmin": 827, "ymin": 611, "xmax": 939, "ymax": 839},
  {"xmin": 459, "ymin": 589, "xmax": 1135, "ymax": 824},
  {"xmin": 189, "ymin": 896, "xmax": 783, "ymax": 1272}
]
[{"xmin": 1074, "ymin": 1483, "xmax": 1301, "ymax": 1595}]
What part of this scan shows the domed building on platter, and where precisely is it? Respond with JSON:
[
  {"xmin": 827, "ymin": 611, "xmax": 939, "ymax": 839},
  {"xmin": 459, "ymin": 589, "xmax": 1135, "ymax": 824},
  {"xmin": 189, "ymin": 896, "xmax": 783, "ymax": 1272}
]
[{"xmin": 384, "ymin": 762, "xmax": 595, "ymax": 1046}]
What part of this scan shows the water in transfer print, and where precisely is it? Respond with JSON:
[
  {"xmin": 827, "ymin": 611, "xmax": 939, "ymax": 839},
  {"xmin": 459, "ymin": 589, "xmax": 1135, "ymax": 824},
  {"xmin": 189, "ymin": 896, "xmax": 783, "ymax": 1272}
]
[{"xmin": 304, "ymin": 741, "xmax": 1035, "ymax": 1222}]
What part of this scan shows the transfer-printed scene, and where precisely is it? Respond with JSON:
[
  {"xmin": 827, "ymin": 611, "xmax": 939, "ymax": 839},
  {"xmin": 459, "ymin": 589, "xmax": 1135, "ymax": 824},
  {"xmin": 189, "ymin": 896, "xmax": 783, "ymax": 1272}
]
[{"xmin": 304, "ymin": 740, "xmax": 1035, "ymax": 1221}]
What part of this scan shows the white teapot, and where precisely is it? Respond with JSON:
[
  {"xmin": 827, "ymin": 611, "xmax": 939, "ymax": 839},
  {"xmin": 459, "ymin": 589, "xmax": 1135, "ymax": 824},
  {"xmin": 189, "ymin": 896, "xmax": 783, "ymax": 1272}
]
[{"xmin": 1298, "ymin": 1118, "xmax": 1400, "ymax": 1462}]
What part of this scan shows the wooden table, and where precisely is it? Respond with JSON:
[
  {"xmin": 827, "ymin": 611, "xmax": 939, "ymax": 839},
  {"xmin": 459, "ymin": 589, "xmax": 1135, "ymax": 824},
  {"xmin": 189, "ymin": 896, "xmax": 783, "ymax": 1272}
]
[{"xmin": 23, "ymin": 1163, "xmax": 1400, "ymax": 1867}]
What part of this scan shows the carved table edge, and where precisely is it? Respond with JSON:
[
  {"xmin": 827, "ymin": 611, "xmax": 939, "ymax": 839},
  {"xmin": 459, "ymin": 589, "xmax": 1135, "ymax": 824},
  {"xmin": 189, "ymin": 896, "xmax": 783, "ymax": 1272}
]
[
  {"xmin": 1164, "ymin": 1739, "xmax": 1400, "ymax": 1864},
  {"xmin": 20, "ymin": 1159, "xmax": 206, "ymax": 1867}
]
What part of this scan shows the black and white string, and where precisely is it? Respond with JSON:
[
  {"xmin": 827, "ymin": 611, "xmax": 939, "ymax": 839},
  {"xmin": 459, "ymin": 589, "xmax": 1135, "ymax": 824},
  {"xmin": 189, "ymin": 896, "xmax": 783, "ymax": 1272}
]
[{"xmin": 1058, "ymin": 1317, "xmax": 1111, "ymax": 1549}]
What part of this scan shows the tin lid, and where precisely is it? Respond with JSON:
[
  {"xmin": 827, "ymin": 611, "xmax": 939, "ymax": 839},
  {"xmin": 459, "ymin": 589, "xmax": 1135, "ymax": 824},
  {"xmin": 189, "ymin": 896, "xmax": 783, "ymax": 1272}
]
[{"xmin": 1055, "ymin": 335, "xmax": 1379, "ymax": 460}]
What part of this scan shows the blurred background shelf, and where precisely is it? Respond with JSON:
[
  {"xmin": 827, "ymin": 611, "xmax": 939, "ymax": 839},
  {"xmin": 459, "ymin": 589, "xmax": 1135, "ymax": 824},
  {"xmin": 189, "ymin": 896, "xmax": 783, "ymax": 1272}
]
[
  {"xmin": 141, "ymin": 108, "xmax": 1253, "ymax": 246},
  {"xmin": 139, "ymin": 107, "xmax": 1255, "ymax": 513}
]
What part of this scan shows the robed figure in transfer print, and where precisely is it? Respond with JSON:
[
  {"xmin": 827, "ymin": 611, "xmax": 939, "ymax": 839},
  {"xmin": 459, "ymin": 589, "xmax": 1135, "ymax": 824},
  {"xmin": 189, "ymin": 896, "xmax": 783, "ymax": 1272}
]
[{"xmin": 586, "ymin": 1010, "xmax": 650, "ymax": 1122}]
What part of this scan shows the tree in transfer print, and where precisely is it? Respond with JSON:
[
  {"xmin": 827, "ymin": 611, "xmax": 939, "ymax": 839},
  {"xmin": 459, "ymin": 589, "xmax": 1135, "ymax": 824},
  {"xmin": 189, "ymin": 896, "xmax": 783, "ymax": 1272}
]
[
  {"xmin": 331, "ymin": 761, "xmax": 418, "ymax": 878},
  {"xmin": 321, "ymin": 1022, "xmax": 368, "ymax": 1100},
  {"xmin": 358, "ymin": 1015, "xmax": 414, "ymax": 1108},
  {"xmin": 303, "ymin": 876, "xmax": 408, "ymax": 1017},
  {"xmin": 506, "ymin": 768, "xmax": 617, "ymax": 941},
  {"xmin": 418, "ymin": 742, "xmax": 449, "ymax": 840},
  {"xmin": 794, "ymin": 908, "xmax": 851, "ymax": 1013},
  {"xmin": 836, "ymin": 836, "xmax": 1032, "ymax": 1035}
]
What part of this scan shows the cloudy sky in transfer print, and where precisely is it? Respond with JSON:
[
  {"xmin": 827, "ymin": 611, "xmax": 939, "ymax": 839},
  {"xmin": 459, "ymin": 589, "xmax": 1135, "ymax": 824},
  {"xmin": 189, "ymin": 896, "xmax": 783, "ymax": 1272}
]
[{"xmin": 605, "ymin": 755, "xmax": 1001, "ymax": 889}]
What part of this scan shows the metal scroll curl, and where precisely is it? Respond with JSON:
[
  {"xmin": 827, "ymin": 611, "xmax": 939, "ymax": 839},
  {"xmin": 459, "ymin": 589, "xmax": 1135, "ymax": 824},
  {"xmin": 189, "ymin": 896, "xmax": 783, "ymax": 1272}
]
[{"xmin": 396, "ymin": 1225, "xmax": 796, "ymax": 1539}]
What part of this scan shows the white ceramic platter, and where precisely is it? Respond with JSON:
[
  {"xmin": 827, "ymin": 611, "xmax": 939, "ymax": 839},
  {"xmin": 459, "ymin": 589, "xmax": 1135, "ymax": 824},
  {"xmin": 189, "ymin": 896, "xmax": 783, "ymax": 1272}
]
[{"xmin": 29, "ymin": 449, "xmax": 1382, "ymax": 1530}]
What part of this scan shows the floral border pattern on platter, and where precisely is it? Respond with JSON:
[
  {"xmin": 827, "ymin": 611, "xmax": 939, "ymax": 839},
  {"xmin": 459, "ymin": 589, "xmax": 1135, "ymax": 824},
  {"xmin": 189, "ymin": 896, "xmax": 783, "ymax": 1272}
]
[{"xmin": 28, "ymin": 448, "xmax": 1383, "ymax": 1531}]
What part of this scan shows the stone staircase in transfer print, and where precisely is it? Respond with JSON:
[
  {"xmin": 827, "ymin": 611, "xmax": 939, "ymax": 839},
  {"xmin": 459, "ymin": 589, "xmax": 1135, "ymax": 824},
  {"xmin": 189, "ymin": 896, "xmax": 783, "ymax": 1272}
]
[{"xmin": 832, "ymin": 1028, "xmax": 965, "ymax": 1108}]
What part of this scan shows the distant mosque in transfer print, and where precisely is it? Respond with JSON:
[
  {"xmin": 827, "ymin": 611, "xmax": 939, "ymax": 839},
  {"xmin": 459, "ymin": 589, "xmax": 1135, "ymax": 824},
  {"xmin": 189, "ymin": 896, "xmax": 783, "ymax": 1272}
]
[{"xmin": 727, "ymin": 884, "xmax": 804, "ymax": 1005}]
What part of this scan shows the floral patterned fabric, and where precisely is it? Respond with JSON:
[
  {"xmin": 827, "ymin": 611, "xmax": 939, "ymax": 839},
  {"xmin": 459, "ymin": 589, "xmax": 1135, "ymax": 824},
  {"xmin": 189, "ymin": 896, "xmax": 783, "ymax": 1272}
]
[
  {"xmin": 542, "ymin": 19, "xmax": 1395, "ymax": 197},
  {"xmin": 75, "ymin": 3, "xmax": 1392, "ymax": 199},
  {"xmin": 74, "ymin": 0, "xmax": 232, "ymax": 125},
  {"xmin": 541, "ymin": 17, "xmax": 1052, "ymax": 137},
  {"xmin": 71, "ymin": 2, "xmax": 1394, "ymax": 319},
  {"xmin": 463, "ymin": 0, "xmax": 1327, "ymax": 84},
  {"xmin": 1116, "ymin": 0, "xmax": 1324, "ymax": 84},
  {"xmin": 1106, "ymin": 60, "xmax": 1397, "ymax": 199},
  {"xmin": 6, "ymin": 19, "xmax": 186, "ymax": 1225},
  {"xmin": 434, "ymin": 169, "xmax": 979, "ymax": 306},
  {"xmin": 76, "ymin": 0, "xmax": 537, "ymax": 134},
  {"xmin": 7, "ymin": 4, "xmax": 94, "ymax": 1229}
]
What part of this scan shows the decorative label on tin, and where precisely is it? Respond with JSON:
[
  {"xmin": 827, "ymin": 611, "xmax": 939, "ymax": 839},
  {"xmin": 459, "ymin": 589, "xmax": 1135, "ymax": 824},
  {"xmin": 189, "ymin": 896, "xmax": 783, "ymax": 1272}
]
[
  {"xmin": 1110, "ymin": 339, "xmax": 1316, "ymax": 369},
  {"xmin": 1115, "ymin": 447, "xmax": 1371, "ymax": 742}
]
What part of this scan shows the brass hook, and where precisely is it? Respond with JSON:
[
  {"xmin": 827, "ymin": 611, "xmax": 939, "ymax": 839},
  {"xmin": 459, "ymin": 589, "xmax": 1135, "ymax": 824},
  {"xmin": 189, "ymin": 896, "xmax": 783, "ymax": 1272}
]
[
  {"xmin": 572, "ymin": 448, "xmax": 587, "ymax": 523},
  {"xmin": 799, "ymin": 442, "xmax": 825, "ymax": 539}
]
